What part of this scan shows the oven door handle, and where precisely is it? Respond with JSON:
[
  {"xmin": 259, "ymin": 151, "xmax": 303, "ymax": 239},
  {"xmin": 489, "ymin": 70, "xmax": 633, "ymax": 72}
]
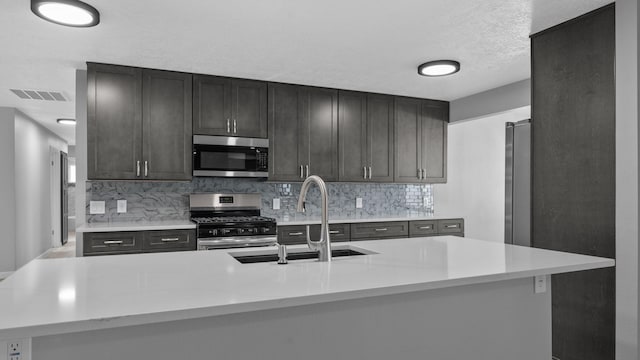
[{"xmin": 197, "ymin": 236, "xmax": 278, "ymax": 250}]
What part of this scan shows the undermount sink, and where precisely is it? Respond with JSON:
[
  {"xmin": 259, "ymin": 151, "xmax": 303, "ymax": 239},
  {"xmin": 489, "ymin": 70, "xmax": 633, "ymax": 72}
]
[{"xmin": 230, "ymin": 245, "xmax": 376, "ymax": 264}]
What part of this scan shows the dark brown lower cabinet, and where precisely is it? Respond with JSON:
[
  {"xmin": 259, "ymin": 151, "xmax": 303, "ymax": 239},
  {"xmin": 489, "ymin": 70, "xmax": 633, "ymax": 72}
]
[
  {"xmin": 277, "ymin": 219, "xmax": 464, "ymax": 244},
  {"xmin": 350, "ymin": 221, "xmax": 409, "ymax": 241},
  {"xmin": 84, "ymin": 229, "xmax": 196, "ymax": 256},
  {"xmin": 531, "ymin": 4, "xmax": 615, "ymax": 360},
  {"xmin": 277, "ymin": 224, "xmax": 349, "ymax": 245}
]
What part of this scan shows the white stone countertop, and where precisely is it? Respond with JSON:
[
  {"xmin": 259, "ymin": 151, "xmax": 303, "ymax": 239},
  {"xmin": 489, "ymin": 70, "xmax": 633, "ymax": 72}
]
[
  {"xmin": 275, "ymin": 213, "xmax": 461, "ymax": 225},
  {"xmin": 76, "ymin": 220, "xmax": 196, "ymax": 233},
  {"xmin": 0, "ymin": 236, "xmax": 613, "ymax": 340}
]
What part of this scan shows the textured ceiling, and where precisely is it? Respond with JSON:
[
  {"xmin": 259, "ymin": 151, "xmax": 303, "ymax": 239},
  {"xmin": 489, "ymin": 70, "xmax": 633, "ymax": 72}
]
[{"xmin": 0, "ymin": 0, "xmax": 612, "ymax": 145}]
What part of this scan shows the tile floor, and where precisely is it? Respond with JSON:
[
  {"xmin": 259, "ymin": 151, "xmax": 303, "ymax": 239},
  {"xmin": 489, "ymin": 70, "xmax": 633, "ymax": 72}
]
[{"xmin": 39, "ymin": 232, "xmax": 76, "ymax": 259}]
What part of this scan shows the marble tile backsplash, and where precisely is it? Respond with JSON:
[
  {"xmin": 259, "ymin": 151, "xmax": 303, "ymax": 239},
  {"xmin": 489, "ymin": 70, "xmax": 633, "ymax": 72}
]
[{"xmin": 86, "ymin": 178, "xmax": 433, "ymax": 223}]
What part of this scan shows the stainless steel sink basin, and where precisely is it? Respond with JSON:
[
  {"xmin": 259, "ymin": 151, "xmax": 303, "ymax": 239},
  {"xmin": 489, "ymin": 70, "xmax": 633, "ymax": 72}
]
[{"xmin": 230, "ymin": 245, "xmax": 376, "ymax": 264}]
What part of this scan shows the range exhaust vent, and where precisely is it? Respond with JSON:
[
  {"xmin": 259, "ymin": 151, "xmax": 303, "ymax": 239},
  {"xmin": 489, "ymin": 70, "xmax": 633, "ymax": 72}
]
[{"xmin": 10, "ymin": 89, "xmax": 68, "ymax": 101}]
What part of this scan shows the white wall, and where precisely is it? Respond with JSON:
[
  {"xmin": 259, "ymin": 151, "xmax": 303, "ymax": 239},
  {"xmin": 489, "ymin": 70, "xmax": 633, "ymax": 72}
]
[
  {"xmin": 13, "ymin": 111, "xmax": 67, "ymax": 268},
  {"xmin": 433, "ymin": 106, "xmax": 530, "ymax": 242},
  {"xmin": 616, "ymin": 0, "xmax": 639, "ymax": 358},
  {"xmin": 0, "ymin": 108, "xmax": 16, "ymax": 274}
]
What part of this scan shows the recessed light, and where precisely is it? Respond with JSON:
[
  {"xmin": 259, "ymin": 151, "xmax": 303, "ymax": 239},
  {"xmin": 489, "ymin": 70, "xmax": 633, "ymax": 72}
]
[
  {"xmin": 418, "ymin": 60, "xmax": 460, "ymax": 77},
  {"xmin": 57, "ymin": 118, "xmax": 76, "ymax": 125},
  {"xmin": 31, "ymin": 0, "xmax": 100, "ymax": 27}
]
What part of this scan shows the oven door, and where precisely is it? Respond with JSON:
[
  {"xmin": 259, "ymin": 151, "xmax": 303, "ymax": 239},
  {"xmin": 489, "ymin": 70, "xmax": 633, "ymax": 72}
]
[{"xmin": 193, "ymin": 136, "xmax": 268, "ymax": 177}]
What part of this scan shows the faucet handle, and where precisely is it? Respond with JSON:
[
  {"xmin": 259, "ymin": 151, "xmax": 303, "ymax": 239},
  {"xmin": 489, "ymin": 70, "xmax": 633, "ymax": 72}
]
[{"xmin": 276, "ymin": 243, "xmax": 288, "ymax": 265}]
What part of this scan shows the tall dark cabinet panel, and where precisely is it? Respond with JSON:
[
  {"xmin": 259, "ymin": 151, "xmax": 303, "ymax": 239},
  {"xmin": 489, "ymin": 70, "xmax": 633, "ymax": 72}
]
[
  {"xmin": 232, "ymin": 79, "xmax": 268, "ymax": 138},
  {"xmin": 394, "ymin": 97, "xmax": 448, "ymax": 183},
  {"xmin": 531, "ymin": 5, "xmax": 615, "ymax": 360},
  {"xmin": 306, "ymin": 87, "xmax": 339, "ymax": 181},
  {"xmin": 192, "ymin": 75, "xmax": 230, "ymax": 136},
  {"xmin": 87, "ymin": 64, "xmax": 142, "ymax": 180},
  {"xmin": 268, "ymin": 83, "xmax": 307, "ymax": 181},
  {"xmin": 193, "ymin": 75, "xmax": 267, "ymax": 138},
  {"xmin": 338, "ymin": 91, "xmax": 394, "ymax": 182},
  {"xmin": 394, "ymin": 97, "xmax": 422, "ymax": 183},
  {"xmin": 268, "ymin": 83, "xmax": 338, "ymax": 182},
  {"xmin": 421, "ymin": 100, "xmax": 448, "ymax": 183},
  {"xmin": 142, "ymin": 70, "xmax": 192, "ymax": 180},
  {"xmin": 338, "ymin": 91, "xmax": 367, "ymax": 181}
]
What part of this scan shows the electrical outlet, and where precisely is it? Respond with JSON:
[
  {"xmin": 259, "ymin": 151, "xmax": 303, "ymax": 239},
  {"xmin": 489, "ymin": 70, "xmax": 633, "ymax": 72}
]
[
  {"xmin": 355, "ymin": 198, "xmax": 363, "ymax": 209},
  {"xmin": 89, "ymin": 201, "xmax": 105, "ymax": 215},
  {"xmin": 117, "ymin": 200, "xmax": 127, "ymax": 213},
  {"xmin": 534, "ymin": 275, "xmax": 547, "ymax": 293},
  {"xmin": 272, "ymin": 198, "xmax": 280, "ymax": 210},
  {"xmin": 3, "ymin": 338, "xmax": 31, "ymax": 360}
]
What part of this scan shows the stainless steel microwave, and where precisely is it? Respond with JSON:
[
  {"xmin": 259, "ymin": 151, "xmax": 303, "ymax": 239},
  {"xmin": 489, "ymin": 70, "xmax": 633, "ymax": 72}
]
[{"xmin": 193, "ymin": 135, "xmax": 268, "ymax": 178}]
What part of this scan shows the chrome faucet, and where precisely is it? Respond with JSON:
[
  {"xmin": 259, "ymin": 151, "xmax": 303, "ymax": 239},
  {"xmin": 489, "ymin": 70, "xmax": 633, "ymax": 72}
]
[{"xmin": 297, "ymin": 175, "xmax": 331, "ymax": 262}]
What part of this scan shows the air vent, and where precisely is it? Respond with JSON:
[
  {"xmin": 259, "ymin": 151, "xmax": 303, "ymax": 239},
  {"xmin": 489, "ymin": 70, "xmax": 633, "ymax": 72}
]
[{"xmin": 10, "ymin": 89, "xmax": 68, "ymax": 101}]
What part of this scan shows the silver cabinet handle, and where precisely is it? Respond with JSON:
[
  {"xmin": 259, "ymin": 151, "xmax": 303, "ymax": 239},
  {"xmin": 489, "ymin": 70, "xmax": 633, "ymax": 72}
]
[
  {"xmin": 103, "ymin": 240, "xmax": 123, "ymax": 245},
  {"xmin": 422, "ymin": 168, "xmax": 426, "ymax": 179},
  {"xmin": 305, "ymin": 164, "xmax": 309, "ymax": 178},
  {"xmin": 329, "ymin": 230, "xmax": 340, "ymax": 234},
  {"xmin": 419, "ymin": 226, "xmax": 433, "ymax": 229},
  {"xmin": 417, "ymin": 169, "xmax": 421, "ymax": 179},
  {"xmin": 375, "ymin": 228, "xmax": 388, "ymax": 232},
  {"xmin": 368, "ymin": 166, "xmax": 372, "ymax": 179},
  {"xmin": 161, "ymin": 238, "xmax": 180, "ymax": 242},
  {"xmin": 445, "ymin": 224, "xmax": 459, "ymax": 228},
  {"xmin": 363, "ymin": 166, "xmax": 367, "ymax": 179},
  {"xmin": 227, "ymin": 119, "xmax": 231, "ymax": 133},
  {"xmin": 144, "ymin": 161, "xmax": 149, "ymax": 177},
  {"xmin": 300, "ymin": 165, "xmax": 304, "ymax": 179},
  {"xmin": 136, "ymin": 160, "xmax": 141, "ymax": 177},
  {"xmin": 288, "ymin": 232, "xmax": 304, "ymax": 236},
  {"xmin": 233, "ymin": 119, "xmax": 237, "ymax": 134}
]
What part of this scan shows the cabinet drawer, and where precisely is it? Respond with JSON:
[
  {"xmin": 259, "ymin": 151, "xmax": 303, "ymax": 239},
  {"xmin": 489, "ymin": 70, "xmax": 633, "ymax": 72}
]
[
  {"xmin": 143, "ymin": 230, "xmax": 196, "ymax": 252},
  {"xmin": 310, "ymin": 223, "xmax": 350, "ymax": 243},
  {"xmin": 277, "ymin": 225, "xmax": 309, "ymax": 245},
  {"xmin": 84, "ymin": 231, "xmax": 142, "ymax": 255},
  {"xmin": 409, "ymin": 220, "xmax": 438, "ymax": 237},
  {"xmin": 350, "ymin": 221, "xmax": 409, "ymax": 241},
  {"xmin": 437, "ymin": 219, "xmax": 465, "ymax": 234}
]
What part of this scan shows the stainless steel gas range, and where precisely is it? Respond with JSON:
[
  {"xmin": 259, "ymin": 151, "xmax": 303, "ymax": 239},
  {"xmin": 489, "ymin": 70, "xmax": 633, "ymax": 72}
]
[{"xmin": 190, "ymin": 193, "xmax": 277, "ymax": 250}]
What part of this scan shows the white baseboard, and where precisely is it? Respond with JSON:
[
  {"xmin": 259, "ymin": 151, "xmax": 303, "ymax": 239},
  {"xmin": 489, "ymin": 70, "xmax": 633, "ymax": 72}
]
[{"xmin": 0, "ymin": 271, "xmax": 14, "ymax": 280}]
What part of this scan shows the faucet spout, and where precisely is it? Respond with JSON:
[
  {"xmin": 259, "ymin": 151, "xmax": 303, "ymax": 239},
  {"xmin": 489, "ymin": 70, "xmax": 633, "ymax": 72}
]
[{"xmin": 296, "ymin": 175, "xmax": 331, "ymax": 262}]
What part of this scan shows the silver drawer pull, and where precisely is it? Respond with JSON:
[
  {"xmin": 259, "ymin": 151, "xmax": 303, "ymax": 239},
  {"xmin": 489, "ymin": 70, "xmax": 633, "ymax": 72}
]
[
  {"xmin": 161, "ymin": 238, "xmax": 180, "ymax": 242},
  {"xmin": 329, "ymin": 230, "xmax": 340, "ymax": 234},
  {"xmin": 375, "ymin": 228, "xmax": 388, "ymax": 232},
  {"xmin": 419, "ymin": 226, "xmax": 432, "ymax": 229},
  {"xmin": 288, "ymin": 232, "xmax": 304, "ymax": 236},
  {"xmin": 103, "ymin": 240, "xmax": 123, "ymax": 245},
  {"xmin": 445, "ymin": 224, "xmax": 459, "ymax": 228}
]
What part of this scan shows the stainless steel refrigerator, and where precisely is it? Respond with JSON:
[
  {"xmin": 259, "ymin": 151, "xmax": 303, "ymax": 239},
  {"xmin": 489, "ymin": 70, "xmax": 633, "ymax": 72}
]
[{"xmin": 505, "ymin": 120, "xmax": 531, "ymax": 246}]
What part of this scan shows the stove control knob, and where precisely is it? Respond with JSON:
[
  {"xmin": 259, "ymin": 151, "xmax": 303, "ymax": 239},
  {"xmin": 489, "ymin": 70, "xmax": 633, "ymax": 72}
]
[{"xmin": 261, "ymin": 227, "xmax": 272, "ymax": 234}]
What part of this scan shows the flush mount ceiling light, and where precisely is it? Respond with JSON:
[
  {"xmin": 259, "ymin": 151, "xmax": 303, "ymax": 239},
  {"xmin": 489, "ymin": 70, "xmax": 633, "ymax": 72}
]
[
  {"xmin": 31, "ymin": 0, "xmax": 100, "ymax": 27},
  {"xmin": 418, "ymin": 60, "xmax": 461, "ymax": 77},
  {"xmin": 57, "ymin": 118, "xmax": 76, "ymax": 125}
]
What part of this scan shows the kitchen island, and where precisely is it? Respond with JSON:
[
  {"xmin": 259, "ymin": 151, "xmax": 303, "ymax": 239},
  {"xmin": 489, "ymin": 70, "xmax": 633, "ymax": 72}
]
[{"xmin": 0, "ymin": 236, "xmax": 614, "ymax": 360}]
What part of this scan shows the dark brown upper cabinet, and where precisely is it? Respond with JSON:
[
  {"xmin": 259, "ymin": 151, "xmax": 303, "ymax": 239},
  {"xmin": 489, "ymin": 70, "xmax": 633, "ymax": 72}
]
[
  {"xmin": 268, "ymin": 83, "xmax": 339, "ymax": 182},
  {"xmin": 193, "ymin": 75, "xmax": 267, "ymax": 138},
  {"xmin": 338, "ymin": 91, "xmax": 394, "ymax": 182},
  {"xmin": 87, "ymin": 63, "xmax": 192, "ymax": 181},
  {"xmin": 394, "ymin": 97, "xmax": 448, "ymax": 183}
]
